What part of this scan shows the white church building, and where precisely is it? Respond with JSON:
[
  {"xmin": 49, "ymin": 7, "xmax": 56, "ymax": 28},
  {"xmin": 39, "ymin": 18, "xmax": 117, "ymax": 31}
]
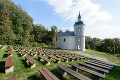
[{"xmin": 57, "ymin": 12, "xmax": 85, "ymax": 51}]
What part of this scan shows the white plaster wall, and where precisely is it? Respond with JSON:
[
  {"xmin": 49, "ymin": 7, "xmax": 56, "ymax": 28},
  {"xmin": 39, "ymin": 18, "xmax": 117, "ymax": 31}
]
[
  {"xmin": 57, "ymin": 36, "xmax": 85, "ymax": 50},
  {"xmin": 58, "ymin": 36, "xmax": 76, "ymax": 50},
  {"xmin": 74, "ymin": 26, "xmax": 76, "ymax": 35},
  {"xmin": 68, "ymin": 36, "xmax": 76, "ymax": 50},
  {"xmin": 75, "ymin": 37, "xmax": 81, "ymax": 50},
  {"xmin": 74, "ymin": 24, "xmax": 85, "ymax": 36},
  {"xmin": 74, "ymin": 25, "xmax": 80, "ymax": 35},
  {"xmin": 80, "ymin": 24, "xmax": 85, "ymax": 36},
  {"xmin": 80, "ymin": 36, "xmax": 85, "ymax": 51}
]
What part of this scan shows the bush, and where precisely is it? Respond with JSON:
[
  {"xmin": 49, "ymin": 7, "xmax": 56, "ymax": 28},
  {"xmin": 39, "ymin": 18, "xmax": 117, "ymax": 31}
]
[
  {"xmin": 30, "ymin": 42, "xmax": 38, "ymax": 47},
  {"xmin": 39, "ymin": 43, "xmax": 48, "ymax": 47}
]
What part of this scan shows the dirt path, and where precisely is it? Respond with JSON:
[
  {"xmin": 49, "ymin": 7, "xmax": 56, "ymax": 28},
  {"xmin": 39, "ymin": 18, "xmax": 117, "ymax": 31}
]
[{"xmin": 74, "ymin": 51, "xmax": 115, "ymax": 65}]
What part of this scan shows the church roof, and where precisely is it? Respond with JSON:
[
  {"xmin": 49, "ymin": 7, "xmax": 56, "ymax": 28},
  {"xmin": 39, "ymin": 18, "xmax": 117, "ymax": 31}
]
[
  {"xmin": 74, "ymin": 21, "xmax": 84, "ymax": 26},
  {"xmin": 58, "ymin": 30, "xmax": 75, "ymax": 36},
  {"xmin": 74, "ymin": 12, "xmax": 84, "ymax": 26}
]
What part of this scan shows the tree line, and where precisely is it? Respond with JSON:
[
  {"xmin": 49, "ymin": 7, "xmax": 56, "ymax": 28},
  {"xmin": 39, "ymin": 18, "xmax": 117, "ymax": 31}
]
[
  {"xmin": 85, "ymin": 36, "xmax": 120, "ymax": 54},
  {"xmin": 0, "ymin": 0, "xmax": 62, "ymax": 47}
]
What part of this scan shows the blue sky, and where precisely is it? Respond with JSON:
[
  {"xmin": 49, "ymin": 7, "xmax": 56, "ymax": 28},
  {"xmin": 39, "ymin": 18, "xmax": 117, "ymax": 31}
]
[{"xmin": 11, "ymin": 0, "xmax": 120, "ymax": 39}]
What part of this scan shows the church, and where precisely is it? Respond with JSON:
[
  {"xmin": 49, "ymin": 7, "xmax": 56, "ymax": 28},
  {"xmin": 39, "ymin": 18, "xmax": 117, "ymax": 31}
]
[{"xmin": 57, "ymin": 12, "xmax": 85, "ymax": 51}]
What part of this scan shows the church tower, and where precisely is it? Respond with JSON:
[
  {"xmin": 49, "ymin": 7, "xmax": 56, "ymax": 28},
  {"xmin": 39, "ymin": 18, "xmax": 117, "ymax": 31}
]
[{"xmin": 74, "ymin": 12, "xmax": 85, "ymax": 51}]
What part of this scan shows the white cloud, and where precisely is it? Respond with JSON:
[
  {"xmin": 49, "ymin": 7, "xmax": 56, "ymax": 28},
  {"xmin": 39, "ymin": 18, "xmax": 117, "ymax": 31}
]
[
  {"xmin": 44, "ymin": 0, "xmax": 112, "ymax": 25},
  {"xmin": 85, "ymin": 25, "xmax": 120, "ymax": 39},
  {"xmin": 31, "ymin": 0, "xmax": 119, "ymax": 39}
]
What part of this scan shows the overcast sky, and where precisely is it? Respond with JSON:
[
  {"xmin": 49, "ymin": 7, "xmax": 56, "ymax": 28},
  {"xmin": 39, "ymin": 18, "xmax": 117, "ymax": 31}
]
[{"xmin": 11, "ymin": 0, "xmax": 120, "ymax": 39}]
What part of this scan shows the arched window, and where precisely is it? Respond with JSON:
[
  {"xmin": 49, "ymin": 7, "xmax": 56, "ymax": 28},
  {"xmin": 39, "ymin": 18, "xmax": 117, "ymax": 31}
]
[{"xmin": 64, "ymin": 38, "xmax": 65, "ymax": 42}]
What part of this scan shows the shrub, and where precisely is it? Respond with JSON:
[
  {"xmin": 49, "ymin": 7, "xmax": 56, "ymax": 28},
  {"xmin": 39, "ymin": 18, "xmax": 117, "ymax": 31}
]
[{"xmin": 39, "ymin": 43, "xmax": 48, "ymax": 47}]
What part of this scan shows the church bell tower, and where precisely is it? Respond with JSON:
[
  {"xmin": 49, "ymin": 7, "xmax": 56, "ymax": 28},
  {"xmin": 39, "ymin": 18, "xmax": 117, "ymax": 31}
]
[
  {"xmin": 74, "ymin": 12, "xmax": 85, "ymax": 51},
  {"xmin": 74, "ymin": 12, "xmax": 85, "ymax": 36}
]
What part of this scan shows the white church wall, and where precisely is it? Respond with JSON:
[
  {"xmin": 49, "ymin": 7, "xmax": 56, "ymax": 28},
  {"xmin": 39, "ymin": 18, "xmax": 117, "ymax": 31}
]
[
  {"xmin": 80, "ymin": 24, "xmax": 85, "ymax": 36},
  {"xmin": 68, "ymin": 36, "xmax": 76, "ymax": 50},
  {"xmin": 74, "ymin": 27, "xmax": 76, "ymax": 35},
  {"xmin": 58, "ymin": 36, "xmax": 75, "ymax": 50},
  {"xmin": 75, "ymin": 37, "xmax": 81, "ymax": 50},
  {"xmin": 80, "ymin": 36, "xmax": 85, "ymax": 51},
  {"xmin": 74, "ymin": 24, "xmax": 85, "ymax": 36}
]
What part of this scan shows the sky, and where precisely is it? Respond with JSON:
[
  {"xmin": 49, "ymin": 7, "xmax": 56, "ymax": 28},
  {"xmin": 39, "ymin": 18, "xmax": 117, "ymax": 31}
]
[{"xmin": 11, "ymin": 0, "xmax": 120, "ymax": 39}]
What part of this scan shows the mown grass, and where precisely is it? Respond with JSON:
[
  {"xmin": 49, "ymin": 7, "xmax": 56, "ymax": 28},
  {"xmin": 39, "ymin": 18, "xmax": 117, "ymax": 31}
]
[
  {"xmin": 84, "ymin": 49, "xmax": 120, "ymax": 66},
  {"xmin": 0, "ymin": 46, "xmax": 120, "ymax": 80},
  {"xmin": 0, "ymin": 46, "xmax": 86, "ymax": 80},
  {"xmin": 84, "ymin": 49, "xmax": 120, "ymax": 80}
]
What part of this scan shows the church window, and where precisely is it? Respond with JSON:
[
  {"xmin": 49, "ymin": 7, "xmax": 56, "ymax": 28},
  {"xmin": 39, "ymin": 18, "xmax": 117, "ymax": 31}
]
[
  {"xmin": 64, "ymin": 38, "xmax": 65, "ymax": 42},
  {"xmin": 78, "ymin": 28, "xmax": 80, "ymax": 31},
  {"xmin": 78, "ymin": 39, "xmax": 80, "ymax": 42}
]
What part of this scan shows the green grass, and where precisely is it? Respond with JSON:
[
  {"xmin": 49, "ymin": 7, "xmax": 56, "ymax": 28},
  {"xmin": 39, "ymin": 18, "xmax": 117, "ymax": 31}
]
[
  {"xmin": 102, "ymin": 65, "xmax": 120, "ymax": 80},
  {"xmin": 0, "ymin": 46, "xmax": 85, "ymax": 80},
  {"xmin": 84, "ymin": 49, "xmax": 120, "ymax": 80},
  {"xmin": 84, "ymin": 49, "xmax": 120, "ymax": 66},
  {"xmin": 0, "ymin": 46, "xmax": 120, "ymax": 80}
]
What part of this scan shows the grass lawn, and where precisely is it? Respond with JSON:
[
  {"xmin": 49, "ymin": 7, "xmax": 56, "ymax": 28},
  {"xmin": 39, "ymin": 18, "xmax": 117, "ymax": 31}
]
[
  {"xmin": 0, "ymin": 46, "xmax": 86, "ymax": 80},
  {"xmin": 84, "ymin": 49, "xmax": 120, "ymax": 80},
  {"xmin": 84, "ymin": 49, "xmax": 120, "ymax": 66},
  {"xmin": 0, "ymin": 46, "xmax": 120, "ymax": 80}
]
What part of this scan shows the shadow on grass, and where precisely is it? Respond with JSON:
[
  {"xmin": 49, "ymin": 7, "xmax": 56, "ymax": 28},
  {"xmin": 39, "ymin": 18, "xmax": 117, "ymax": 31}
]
[
  {"xmin": 15, "ymin": 51, "xmax": 18, "ymax": 52},
  {"xmin": 5, "ymin": 50, "xmax": 8, "ymax": 52},
  {"xmin": 50, "ymin": 67, "xmax": 67, "ymax": 80},
  {"xmin": 21, "ymin": 60, "xmax": 29, "ymax": 68},
  {"xmin": 0, "ymin": 61, "xmax": 5, "ymax": 73},
  {"xmin": 2, "ymin": 54, "xmax": 8, "ymax": 58},
  {"xmin": 34, "ymin": 58, "xmax": 45, "ymax": 65},
  {"xmin": 17, "ymin": 53, "xmax": 21, "ymax": 57},
  {"xmin": 28, "ymin": 75, "xmax": 40, "ymax": 80}
]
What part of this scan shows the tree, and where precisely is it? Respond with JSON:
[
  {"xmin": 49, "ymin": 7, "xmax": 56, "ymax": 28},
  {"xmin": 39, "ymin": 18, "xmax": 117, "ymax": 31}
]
[
  {"xmin": 0, "ymin": 0, "xmax": 34, "ymax": 45},
  {"xmin": 92, "ymin": 38, "xmax": 101, "ymax": 50},
  {"xmin": 50, "ymin": 26, "xmax": 58, "ymax": 46},
  {"xmin": 0, "ymin": 0, "xmax": 15, "ymax": 44},
  {"xmin": 85, "ymin": 36, "xmax": 92, "ymax": 49}
]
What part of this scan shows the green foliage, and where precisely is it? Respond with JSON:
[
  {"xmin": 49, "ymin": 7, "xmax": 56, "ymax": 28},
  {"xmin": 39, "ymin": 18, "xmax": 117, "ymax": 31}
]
[
  {"xmin": 39, "ymin": 43, "xmax": 48, "ymax": 47},
  {"xmin": 50, "ymin": 26, "xmax": 58, "ymax": 46},
  {"xmin": 0, "ymin": 0, "xmax": 60, "ymax": 47},
  {"xmin": 85, "ymin": 36, "xmax": 92, "ymax": 49},
  {"xmin": 85, "ymin": 36, "xmax": 120, "ymax": 54},
  {"xmin": 30, "ymin": 42, "xmax": 38, "ymax": 47},
  {"xmin": 0, "ymin": 0, "xmax": 33, "ymax": 45}
]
